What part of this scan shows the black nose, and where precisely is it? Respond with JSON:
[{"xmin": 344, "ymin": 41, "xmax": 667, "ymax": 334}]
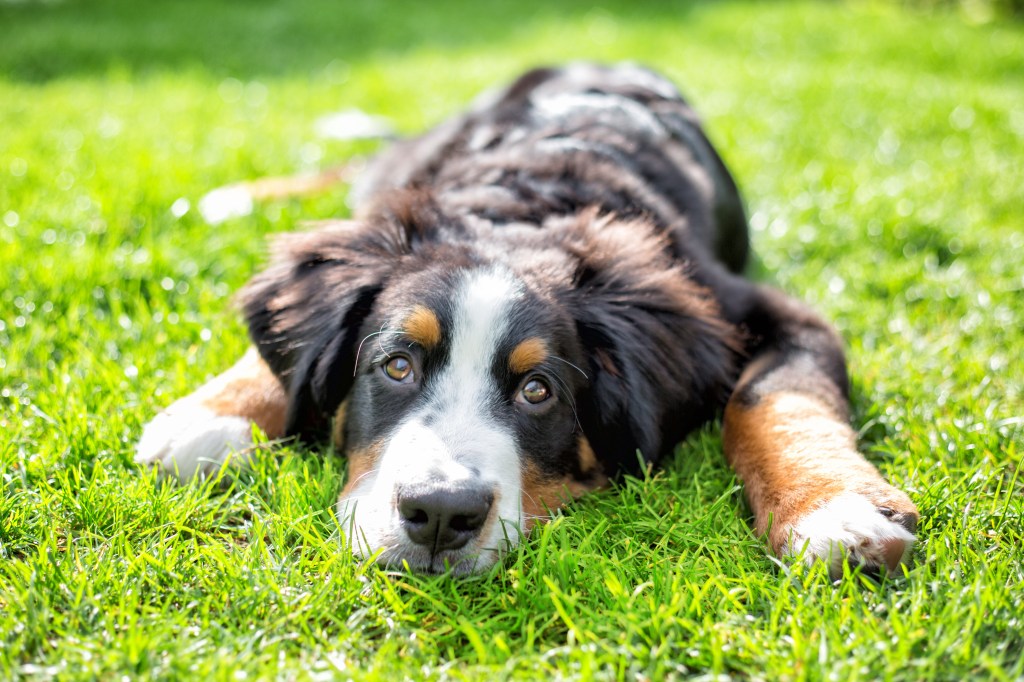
[{"xmin": 397, "ymin": 483, "xmax": 495, "ymax": 552}]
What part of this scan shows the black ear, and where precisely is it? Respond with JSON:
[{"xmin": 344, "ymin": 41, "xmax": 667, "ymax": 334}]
[
  {"xmin": 566, "ymin": 216, "xmax": 741, "ymax": 474},
  {"xmin": 238, "ymin": 218, "xmax": 401, "ymax": 439},
  {"xmin": 239, "ymin": 192, "xmax": 452, "ymax": 439}
]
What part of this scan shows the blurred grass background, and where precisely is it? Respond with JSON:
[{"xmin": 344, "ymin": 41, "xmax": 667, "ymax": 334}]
[{"xmin": 1, "ymin": 0, "xmax": 1022, "ymax": 679}]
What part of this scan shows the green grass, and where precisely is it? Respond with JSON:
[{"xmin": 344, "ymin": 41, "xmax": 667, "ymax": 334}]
[{"xmin": 2, "ymin": 0, "xmax": 1023, "ymax": 679}]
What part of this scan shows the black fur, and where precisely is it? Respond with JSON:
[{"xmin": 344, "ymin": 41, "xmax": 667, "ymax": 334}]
[{"xmin": 240, "ymin": 63, "xmax": 762, "ymax": 477}]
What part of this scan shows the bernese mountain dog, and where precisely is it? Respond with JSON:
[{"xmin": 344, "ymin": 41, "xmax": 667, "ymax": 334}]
[{"xmin": 136, "ymin": 64, "xmax": 918, "ymax": 578}]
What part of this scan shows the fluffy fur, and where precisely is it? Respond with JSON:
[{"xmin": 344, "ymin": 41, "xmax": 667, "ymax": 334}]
[{"xmin": 138, "ymin": 63, "xmax": 918, "ymax": 578}]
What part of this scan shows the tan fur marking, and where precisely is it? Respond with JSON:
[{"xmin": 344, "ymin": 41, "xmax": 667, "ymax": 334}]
[
  {"xmin": 331, "ymin": 400, "xmax": 350, "ymax": 451},
  {"xmin": 211, "ymin": 162, "xmax": 360, "ymax": 202},
  {"xmin": 594, "ymin": 348, "xmax": 620, "ymax": 377},
  {"xmin": 509, "ymin": 337, "xmax": 548, "ymax": 374},
  {"xmin": 578, "ymin": 436, "xmax": 600, "ymax": 473},
  {"xmin": 520, "ymin": 440, "xmax": 609, "ymax": 534},
  {"xmin": 341, "ymin": 441, "xmax": 384, "ymax": 497},
  {"xmin": 199, "ymin": 349, "xmax": 287, "ymax": 438},
  {"xmin": 404, "ymin": 305, "xmax": 442, "ymax": 349},
  {"xmin": 723, "ymin": 391, "xmax": 916, "ymax": 555}
]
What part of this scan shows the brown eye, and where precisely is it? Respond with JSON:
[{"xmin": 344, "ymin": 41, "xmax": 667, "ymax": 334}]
[
  {"xmin": 383, "ymin": 355, "xmax": 413, "ymax": 383},
  {"xmin": 519, "ymin": 378, "xmax": 551, "ymax": 405}
]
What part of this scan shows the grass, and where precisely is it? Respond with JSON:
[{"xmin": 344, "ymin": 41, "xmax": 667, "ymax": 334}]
[{"xmin": 1, "ymin": 0, "xmax": 1023, "ymax": 679}]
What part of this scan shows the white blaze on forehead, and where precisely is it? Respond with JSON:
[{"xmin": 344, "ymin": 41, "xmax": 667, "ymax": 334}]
[{"xmin": 444, "ymin": 266, "xmax": 523, "ymax": 400}]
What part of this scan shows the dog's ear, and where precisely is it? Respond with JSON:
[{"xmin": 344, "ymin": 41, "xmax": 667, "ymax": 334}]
[
  {"xmin": 239, "ymin": 193, "xmax": 444, "ymax": 439},
  {"xmin": 566, "ymin": 215, "xmax": 741, "ymax": 474},
  {"xmin": 239, "ymin": 221, "xmax": 392, "ymax": 438}
]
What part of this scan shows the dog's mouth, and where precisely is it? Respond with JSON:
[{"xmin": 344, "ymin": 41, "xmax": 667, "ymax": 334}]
[
  {"xmin": 415, "ymin": 550, "xmax": 490, "ymax": 576},
  {"xmin": 363, "ymin": 538, "xmax": 510, "ymax": 576}
]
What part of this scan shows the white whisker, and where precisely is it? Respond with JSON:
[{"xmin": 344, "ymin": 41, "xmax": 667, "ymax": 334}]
[
  {"xmin": 549, "ymin": 372, "xmax": 583, "ymax": 432},
  {"xmin": 352, "ymin": 325, "xmax": 398, "ymax": 376},
  {"xmin": 551, "ymin": 355, "xmax": 589, "ymax": 380},
  {"xmin": 353, "ymin": 331, "xmax": 384, "ymax": 377},
  {"xmin": 376, "ymin": 322, "xmax": 393, "ymax": 359},
  {"xmin": 342, "ymin": 468, "xmax": 376, "ymax": 491}
]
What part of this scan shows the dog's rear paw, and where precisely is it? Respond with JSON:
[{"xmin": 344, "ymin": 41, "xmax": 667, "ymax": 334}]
[
  {"xmin": 135, "ymin": 405, "xmax": 253, "ymax": 481},
  {"xmin": 786, "ymin": 492, "xmax": 918, "ymax": 579}
]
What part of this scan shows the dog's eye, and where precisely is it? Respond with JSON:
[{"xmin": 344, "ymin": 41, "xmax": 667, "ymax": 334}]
[
  {"xmin": 383, "ymin": 355, "xmax": 414, "ymax": 383},
  {"xmin": 518, "ymin": 378, "xmax": 551, "ymax": 405}
]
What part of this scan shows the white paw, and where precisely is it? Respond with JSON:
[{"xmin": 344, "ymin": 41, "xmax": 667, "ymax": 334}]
[
  {"xmin": 789, "ymin": 493, "xmax": 917, "ymax": 578},
  {"xmin": 135, "ymin": 405, "xmax": 254, "ymax": 481}
]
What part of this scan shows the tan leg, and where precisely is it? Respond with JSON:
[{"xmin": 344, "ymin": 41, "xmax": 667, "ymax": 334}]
[
  {"xmin": 718, "ymin": 283, "xmax": 919, "ymax": 578},
  {"xmin": 724, "ymin": 382, "xmax": 918, "ymax": 578},
  {"xmin": 197, "ymin": 163, "xmax": 362, "ymax": 224},
  {"xmin": 136, "ymin": 348, "xmax": 288, "ymax": 480}
]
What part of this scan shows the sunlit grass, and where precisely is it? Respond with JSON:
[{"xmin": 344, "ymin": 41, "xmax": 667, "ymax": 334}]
[{"xmin": 1, "ymin": 0, "xmax": 1022, "ymax": 679}]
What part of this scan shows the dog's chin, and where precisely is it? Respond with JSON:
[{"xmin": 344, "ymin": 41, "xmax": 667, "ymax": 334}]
[{"xmin": 367, "ymin": 545, "xmax": 502, "ymax": 576}]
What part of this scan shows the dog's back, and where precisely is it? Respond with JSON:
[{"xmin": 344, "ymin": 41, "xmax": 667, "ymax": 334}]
[{"xmin": 352, "ymin": 63, "xmax": 748, "ymax": 273}]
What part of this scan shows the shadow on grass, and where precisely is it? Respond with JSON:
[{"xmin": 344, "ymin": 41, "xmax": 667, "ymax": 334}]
[{"xmin": 0, "ymin": 0, "xmax": 699, "ymax": 82}]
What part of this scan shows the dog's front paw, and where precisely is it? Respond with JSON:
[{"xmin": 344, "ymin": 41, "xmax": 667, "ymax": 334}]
[
  {"xmin": 135, "ymin": 405, "xmax": 254, "ymax": 481},
  {"xmin": 785, "ymin": 491, "xmax": 918, "ymax": 579}
]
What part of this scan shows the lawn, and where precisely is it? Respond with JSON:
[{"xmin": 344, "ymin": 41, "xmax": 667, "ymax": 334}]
[{"xmin": 1, "ymin": 0, "xmax": 1023, "ymax": 679}]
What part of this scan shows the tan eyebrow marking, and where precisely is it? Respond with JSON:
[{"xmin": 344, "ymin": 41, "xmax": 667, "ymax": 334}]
[
  {"xmin": 404, "ymin": 305, "xmax": 442, "ymax": 349},
  {"xmin": 509, "ymin": 337, "xmax": 549, "ymax": 374}
]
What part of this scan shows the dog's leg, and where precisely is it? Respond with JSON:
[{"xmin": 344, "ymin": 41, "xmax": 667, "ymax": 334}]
[
  {"xmin": 722, "ymin": 285, "xmax": 918, "ymax": 578},
  {"xmin": 197, "ymin": 162, "xmax": 363, "ymax": 224},
  {"xmin": 136, "ymin": 348, "xmax": 287, "ymax": 480}
]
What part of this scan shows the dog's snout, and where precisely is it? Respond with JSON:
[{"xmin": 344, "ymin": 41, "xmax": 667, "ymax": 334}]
[{"xmin": 397, "ymin": 484, "xmax": 494, "ymax": 552}]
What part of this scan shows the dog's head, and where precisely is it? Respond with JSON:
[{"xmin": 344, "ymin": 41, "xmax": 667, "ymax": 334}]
[{"xmin": 241, "ymin": 194, "xmax": 737, "ymax": 573}]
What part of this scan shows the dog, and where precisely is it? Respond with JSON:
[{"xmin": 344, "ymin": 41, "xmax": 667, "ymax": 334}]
[{"xmin": 136, "ymin": 63, "xmax": 918, "ymax": 577}]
